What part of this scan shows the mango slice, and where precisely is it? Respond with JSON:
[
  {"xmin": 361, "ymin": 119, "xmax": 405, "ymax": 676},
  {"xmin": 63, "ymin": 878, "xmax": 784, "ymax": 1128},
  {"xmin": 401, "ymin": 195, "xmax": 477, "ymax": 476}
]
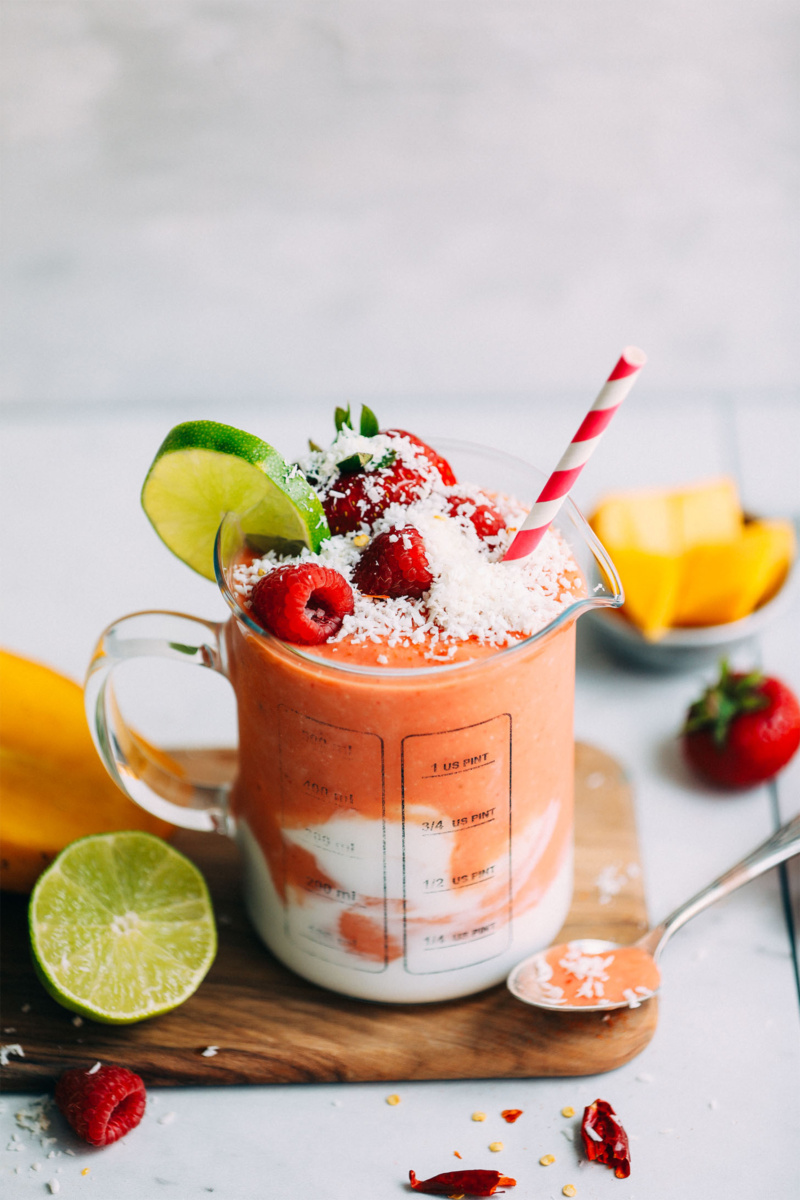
[
  {"xmin": 674, "ymin": 519, "xmax": 797, "ymax": 626},
  {"xmin": 590, "ymin": 491, "xmax": 683, "ymax": 557},
  {"xmin": 590, "ymin": 480, "xmax": 794, "ymax": 639},
  {"xmin": 755, "ymin": 519, "xmax": 797, "ymax": 604},
  {"xmin": 677, "ymin": 478, "xmax": 742, "ymax": 546},
  {"xmin": 590, "ymin": 489, "xmax": 684, "ymax": 639},
  {"xmin": 0, "ymin": 650, "xmax": 173, "ymax": 892},
  {"xmin": 606, "ymin": 548, "xmax": 682, "ymax": 640}
]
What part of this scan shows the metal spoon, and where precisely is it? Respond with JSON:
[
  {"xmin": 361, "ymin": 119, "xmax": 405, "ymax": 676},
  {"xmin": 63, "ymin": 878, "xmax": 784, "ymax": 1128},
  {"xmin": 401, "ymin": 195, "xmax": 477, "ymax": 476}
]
[{"xmin": 507, "ymin": 812, "xmax": 800, "ymax": 1013}]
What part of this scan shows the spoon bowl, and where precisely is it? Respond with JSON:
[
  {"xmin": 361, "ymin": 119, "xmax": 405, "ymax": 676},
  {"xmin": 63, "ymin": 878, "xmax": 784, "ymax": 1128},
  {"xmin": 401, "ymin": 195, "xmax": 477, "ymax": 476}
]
[
  {"xmin": 507, "ymin": 937, "xmax": 660, "ymax": 1013},
  {"xmin": 508, "ymin": 812, "xmax": 800, "ymax": 1014}
]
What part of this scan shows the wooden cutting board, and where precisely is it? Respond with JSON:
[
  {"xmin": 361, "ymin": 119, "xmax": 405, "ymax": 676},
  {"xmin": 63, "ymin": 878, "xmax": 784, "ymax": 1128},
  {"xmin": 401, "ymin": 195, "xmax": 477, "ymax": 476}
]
[{"xmin": 0, "ymin": 742, "xmax": 656, "ymax": 1092}]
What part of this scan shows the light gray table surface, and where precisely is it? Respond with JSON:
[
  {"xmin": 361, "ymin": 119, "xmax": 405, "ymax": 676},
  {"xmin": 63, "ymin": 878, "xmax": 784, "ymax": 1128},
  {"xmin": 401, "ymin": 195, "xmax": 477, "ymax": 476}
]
[
  {"xmin": 2, "ymin": 1, "xmax": 799, "ymax": 1193},
  {"xmin": 1, "ymin": 396, "xmax": 798, "ymax": 1199}
]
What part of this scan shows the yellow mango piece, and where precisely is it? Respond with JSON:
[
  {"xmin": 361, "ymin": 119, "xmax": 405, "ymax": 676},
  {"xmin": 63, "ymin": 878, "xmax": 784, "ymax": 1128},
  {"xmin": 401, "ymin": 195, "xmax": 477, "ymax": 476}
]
[
  {"xmin": 678, "ymin": 478, "xmax": 742, "ymax": 547},
  {"xmin": 591, "ymin": 490, "xmax": 684, "ymax": 638},
  {"xmin": 608, "ymin": 548, "xmax": 682, "ymax": 640},
  {"xmin": 592, "ymin": 479, "xmax": 794, "ymax": 635},
  {"xmin": 591, "ymin": 491, "xmax": 683, "ymax": 556},
  {"xmin": 591, "ymin": 478, "xmax": 755, "ymax": 638},
  {"xmin": 751, "ymin": 518, "xmax": 796, "ymax": 605},
  {"xmin": 0, "ymin": 650, "xmax": 173, "ymax": 892},
  {"xmin": 673, "ymin": 521, "xmax": 795, "ymax": 626}
]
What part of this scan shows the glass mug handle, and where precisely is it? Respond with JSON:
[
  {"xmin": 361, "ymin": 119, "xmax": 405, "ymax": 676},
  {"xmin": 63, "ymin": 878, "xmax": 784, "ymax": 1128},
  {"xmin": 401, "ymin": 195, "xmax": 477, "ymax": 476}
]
[{"xmin": 85, "ymin": 610, "xmax": 234, "ymax": 835}]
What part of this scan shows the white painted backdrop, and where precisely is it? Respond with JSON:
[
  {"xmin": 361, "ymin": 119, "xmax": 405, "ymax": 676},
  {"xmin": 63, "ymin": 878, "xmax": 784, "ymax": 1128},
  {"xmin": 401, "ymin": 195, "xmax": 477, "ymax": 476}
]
[{"xmin": 2, "ymin": 0, "xmax": 798, "ymax": 408}]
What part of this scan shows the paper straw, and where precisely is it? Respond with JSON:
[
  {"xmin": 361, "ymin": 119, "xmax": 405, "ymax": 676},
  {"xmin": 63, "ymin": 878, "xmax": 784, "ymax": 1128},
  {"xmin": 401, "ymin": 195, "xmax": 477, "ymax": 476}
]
[{"xmin": 503, "ymin": 346, "xmax": 647, "ymax": 562}]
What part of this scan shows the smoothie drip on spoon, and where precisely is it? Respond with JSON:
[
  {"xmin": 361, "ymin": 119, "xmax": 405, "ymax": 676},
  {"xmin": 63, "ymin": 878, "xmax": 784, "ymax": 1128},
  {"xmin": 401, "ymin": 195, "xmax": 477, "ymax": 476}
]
[{"xmin": 514, "ymin": 941, "xmax": 661, "ymax": 1009}]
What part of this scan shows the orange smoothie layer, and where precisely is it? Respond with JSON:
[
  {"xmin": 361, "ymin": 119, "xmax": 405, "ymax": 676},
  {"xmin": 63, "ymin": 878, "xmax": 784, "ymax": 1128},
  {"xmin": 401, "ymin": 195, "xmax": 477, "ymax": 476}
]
[
  {"xmin": 309, "ymin": 635, "xmax": 507, "ymax": 668},
  {"xmin": 226, "ymin": 615, "xmax": 576, "ymax": 976}
]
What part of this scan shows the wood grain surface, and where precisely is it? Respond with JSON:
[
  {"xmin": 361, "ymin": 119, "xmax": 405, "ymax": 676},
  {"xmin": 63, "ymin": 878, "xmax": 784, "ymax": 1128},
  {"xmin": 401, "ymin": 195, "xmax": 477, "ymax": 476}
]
[{"xmin": 0, "ymin": 742, "xmax": 656, "ymax": 1091}]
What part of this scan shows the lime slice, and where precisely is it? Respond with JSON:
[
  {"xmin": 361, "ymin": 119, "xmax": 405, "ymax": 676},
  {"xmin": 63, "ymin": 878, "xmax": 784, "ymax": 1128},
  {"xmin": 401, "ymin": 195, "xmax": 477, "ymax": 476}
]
[
  {"xmin": 141, "ymin": 420, "xmax": 329, "ymax": 580},
  {"xmin": 29, "ymin": 831, "xmax": 217, "ymax": 1024}
]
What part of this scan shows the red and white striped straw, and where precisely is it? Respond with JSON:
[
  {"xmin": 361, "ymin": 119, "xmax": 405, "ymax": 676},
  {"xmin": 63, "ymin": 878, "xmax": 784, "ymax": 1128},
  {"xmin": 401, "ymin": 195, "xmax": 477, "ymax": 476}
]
[{"xmin": 503, "ymin": 346, "xmax": 647, "ymax": 562}]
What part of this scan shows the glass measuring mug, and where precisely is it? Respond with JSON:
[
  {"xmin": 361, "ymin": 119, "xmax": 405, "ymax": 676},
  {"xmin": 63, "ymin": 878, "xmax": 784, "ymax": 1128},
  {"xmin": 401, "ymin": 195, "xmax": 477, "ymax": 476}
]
[{"xmin": 85, "ymin": 442, "xmax": 622, "ymax": 1002}]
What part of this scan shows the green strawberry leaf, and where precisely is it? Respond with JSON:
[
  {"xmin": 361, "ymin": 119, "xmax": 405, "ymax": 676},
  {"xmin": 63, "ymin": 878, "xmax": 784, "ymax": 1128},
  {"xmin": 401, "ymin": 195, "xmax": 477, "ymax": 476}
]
[
  {"xmin": 335, "ymin": 405, "xmax": 353, "ymax": 433},
  {"xmin": 359, "ymin": 405, "xmax": 380, "ymax": 437}
]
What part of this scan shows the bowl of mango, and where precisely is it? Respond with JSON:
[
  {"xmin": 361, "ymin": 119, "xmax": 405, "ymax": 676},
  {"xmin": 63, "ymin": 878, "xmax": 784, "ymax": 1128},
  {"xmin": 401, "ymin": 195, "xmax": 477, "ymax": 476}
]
[{"xmin": 588, "ymin": 478, "xmax": 797, "ymax": 670}]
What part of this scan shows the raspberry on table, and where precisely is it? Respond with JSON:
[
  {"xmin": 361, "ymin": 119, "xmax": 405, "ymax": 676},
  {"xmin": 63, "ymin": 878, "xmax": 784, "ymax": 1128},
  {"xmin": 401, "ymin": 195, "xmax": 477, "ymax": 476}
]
[
  {"xmin": 353, "ymin": 526, "xmax": 433, "ymax": 600},
  {"xmin": 447, "ymin": 494, "xmax": 506, "ymax": 540},
  {"xmin": 54, "ymin": 1064, "xmax": 146, "ymax": 1147},
  {"xmin": 384, "ymin": 429, "xmax": 457, "ymax": 486},
  {"xmin": 322, "ymin": 463, "xmax": 430, "ymax": 535},
  {"xmin": 250, "ymin": 564, "xmax": 354, "ymax": 644}
]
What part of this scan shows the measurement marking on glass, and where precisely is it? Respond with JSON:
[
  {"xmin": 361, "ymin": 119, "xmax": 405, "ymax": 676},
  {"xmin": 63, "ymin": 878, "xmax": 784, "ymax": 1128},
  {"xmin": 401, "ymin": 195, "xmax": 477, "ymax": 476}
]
[
  {"xmin": 278, "ymin": 706, "xmax": 387, "ymax": 974},
  {"xmin": 423, "ymin": 930, "xmax": 498, "ymax": 950},
  {"xmin": 298, "ymin": 840, "xmax": 366, "ymax": 861},
  {"xmin": 422, "ymin": 818, "xmax": 496, "ymax": 837},
  {"xmin": 423, "ymin": 876, "xmax": 495, "ymax": 893},
  {"xmin": 401, "ymin": 714, "xmax": 513, "ymax": 975},
  {"xmin": 421, "ymin": 760, "xmax": 497, "ymax": 779}
]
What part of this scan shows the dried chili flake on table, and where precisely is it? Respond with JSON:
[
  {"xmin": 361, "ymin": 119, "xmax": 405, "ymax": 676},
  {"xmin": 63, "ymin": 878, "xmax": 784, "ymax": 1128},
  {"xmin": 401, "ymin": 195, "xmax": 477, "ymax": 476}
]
[
  {"xmin": 580, "ymin": 1099, "xmax": 631, "ymax": 1179},
  {"xmin": 409, "ymin": 1169, "xmax": 516, "ymax": 1195},
  {"xmin": 500, "ymin": 1109, "xmax": 523, "ymax": 1123}
]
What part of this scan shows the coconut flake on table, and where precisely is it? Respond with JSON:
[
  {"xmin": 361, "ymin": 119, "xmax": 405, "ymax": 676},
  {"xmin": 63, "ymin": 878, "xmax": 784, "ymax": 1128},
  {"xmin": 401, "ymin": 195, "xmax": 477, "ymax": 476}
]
[
  {"xmin": 232, "ymin": 435, "xmax": 581, "ymax": 657},
  {"xmin": 0, "ymin": 1044, "xmax": 24, "ymax": 1067},
  {"xmin": 14, "ymin": 1096, "xmax": 50, "ymax": 1135},
  {"xmin": 595, "ymin": 863, "xmax": 641, "ymax": 906}
]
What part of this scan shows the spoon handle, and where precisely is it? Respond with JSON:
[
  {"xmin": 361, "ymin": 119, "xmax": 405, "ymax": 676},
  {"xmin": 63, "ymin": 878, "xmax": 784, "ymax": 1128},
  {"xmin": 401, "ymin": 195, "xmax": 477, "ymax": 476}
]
[{"xmin": 640, "ymin": 812, "xmax": 800, "ymax": 961}]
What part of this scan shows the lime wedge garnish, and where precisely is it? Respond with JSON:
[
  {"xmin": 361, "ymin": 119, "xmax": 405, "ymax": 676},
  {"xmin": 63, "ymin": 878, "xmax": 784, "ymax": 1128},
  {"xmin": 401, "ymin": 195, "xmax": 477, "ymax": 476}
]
[
  {"xmin": 141, "ymin": 421, "xmax": 329, "ymax": 580},
  {"xmin": 29, "ymin": 832, "xmax": 217, "ymax": 1024}
]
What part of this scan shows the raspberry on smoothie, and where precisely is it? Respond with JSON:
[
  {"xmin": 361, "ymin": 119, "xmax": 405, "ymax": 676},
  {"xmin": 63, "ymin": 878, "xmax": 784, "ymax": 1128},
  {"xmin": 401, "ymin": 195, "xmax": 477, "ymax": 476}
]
[{"xmin": 250, "ymin": 564, "xmax": 354, "ymax": 645}]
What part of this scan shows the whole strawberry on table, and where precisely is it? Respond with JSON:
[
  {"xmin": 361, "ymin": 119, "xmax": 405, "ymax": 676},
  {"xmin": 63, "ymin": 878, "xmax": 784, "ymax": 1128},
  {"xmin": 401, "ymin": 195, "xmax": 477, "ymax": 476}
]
[{"xmin": 682, "ymin": 660, "xmax": 800, "ymax": 788}]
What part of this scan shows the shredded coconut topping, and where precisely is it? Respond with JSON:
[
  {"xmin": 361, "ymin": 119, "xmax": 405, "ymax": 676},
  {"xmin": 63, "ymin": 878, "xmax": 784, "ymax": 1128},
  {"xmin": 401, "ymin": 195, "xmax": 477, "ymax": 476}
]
[
  {"xmin": 232, "ymin": 433, "xmax": 581, "ymax": 659},
  {"xmin": 306, "ymin": 429, "xmax": 437, "ymax": 492}
]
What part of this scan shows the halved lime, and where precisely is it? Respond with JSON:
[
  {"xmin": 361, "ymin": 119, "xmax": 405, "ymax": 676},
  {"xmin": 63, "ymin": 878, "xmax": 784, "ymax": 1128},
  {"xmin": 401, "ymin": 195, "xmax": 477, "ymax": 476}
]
[
  {"xmin": 141, "ymin": 421, "xmax": 329, "ymax": 580},
  {"xmin": 29, "ymin": 831, "xmax": 217, "ymax": 1024}
]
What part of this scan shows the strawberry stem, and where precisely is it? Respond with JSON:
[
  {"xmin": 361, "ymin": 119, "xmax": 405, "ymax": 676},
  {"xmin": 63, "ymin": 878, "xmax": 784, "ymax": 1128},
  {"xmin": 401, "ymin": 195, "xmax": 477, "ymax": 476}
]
[{"xmin": 683, "ymin": 659, "xmax": 769, "ymax": 747}]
